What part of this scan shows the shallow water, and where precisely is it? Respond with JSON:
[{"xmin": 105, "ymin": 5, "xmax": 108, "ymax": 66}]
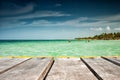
[{"xmin": 0, "ymin": 40, "xmax": 120, "ymax": 57}]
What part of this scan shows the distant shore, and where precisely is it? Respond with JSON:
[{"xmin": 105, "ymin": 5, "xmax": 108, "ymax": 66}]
[{"xmin": 75, "ymin": 32, "xmax": 120, "ymax": 40}]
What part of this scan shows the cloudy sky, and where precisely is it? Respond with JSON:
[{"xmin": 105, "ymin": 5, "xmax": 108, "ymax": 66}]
[{"xmin": 0, "ymin": 0, "xmax": 120, "ymax": 40}]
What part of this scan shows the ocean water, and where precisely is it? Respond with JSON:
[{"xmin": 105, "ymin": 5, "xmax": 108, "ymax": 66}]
[{"xmin": 0, "ymin": 40, "xmax": 120, "ymax": 57}]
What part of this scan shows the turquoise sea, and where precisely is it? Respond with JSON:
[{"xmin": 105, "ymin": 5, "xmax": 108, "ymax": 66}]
[{"xmin": 0, "ymin": 40, "xmax": 120, "ymax": 57}]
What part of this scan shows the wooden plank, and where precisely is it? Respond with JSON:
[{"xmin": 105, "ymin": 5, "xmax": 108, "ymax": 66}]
[
  {"xmin": 46, "ymin": 58, "xmax": 97, "ymax": 80},
  {"xmin": 113, "ymin": 57, "xmax": 120, "ymax": 62},
  {"xmin": 102, "ymin": 57, "xmax": 120, "ymax": 62},
  {"xmin": 0, "ymin": 57, "xmax": 54, "ymax": 80},
  {"xmin": 0, "ymin": 58, "xmax": 30, "ymax": 74},
  {"xmin": 0, "ymin": 58, "xmax": 12, "ymax": 63},
  {"xmin": 102, "ymin": 57, "xmax": 120, "ymax": 66},
  {"xmin": 82, "ymin": 58, "xmax": 120, "ymax": 80}
]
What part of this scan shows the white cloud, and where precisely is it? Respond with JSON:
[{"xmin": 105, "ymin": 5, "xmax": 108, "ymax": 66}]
[
  {"xmin": 9, "ymin": 17, "xmax": 119, "ymax": 28},
  {"xmin": 104, "ymin": 14, "xmax": 120, "ymax": 21},
  {"xmin": 90, "ymin": 27, "xmax": 103, "ymax": 31},
  {"xmin": 1, "ymin": 11, "xmax": 71, "ymax": 20},
  {"xmin": 0, "ymin": 20, "xmax": 27, "ymax": 29},
  {"xmin": 25, "ymin": 17, "xmax": 88, "ymax": 27},
  {"xmin": 106, "ymin": 26, "xmax": 111, "ymax": 30},
  {"xmin": 27, "ymin": 20, "xmax": 53, "ymax": 26},
  {"xmin": 55, "ymin": 3, "xmax": 62, "ymax": 7},
  {"xmin": 1, "ymin": 14, "xmax": 120, "ymax": 30},
  {"xmin": 92, "ymin": 14, "xmax": 120, "ymax": 21},
  {"xmin": 114, "ymin": 27, "xmax": 120, "ymax": 30},
  {"xmin": 0, "ymin": 3, "xmax": 34, "ymax": 16},
  {"xmin": 65, "ymin": 17, "xmax": 88, "ymax": 23},
  {"xmin": 24, "ymin": 17, "xmax": 109, "ymax": 28},
  {"xmin": 57, "ymin": 15, "xmax": 120, "ymax": 27},
  {"xmin": 59, "ymin": 19, "xmax": 110, "ymax": 27}
]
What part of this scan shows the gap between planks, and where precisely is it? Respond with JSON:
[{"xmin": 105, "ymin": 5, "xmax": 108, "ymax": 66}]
[
  {"xmin": 0, "ymin": 58, "xmax": 31, "ymax": 74},
  {"xmin": 101, "ymin": 56, "xmax": 120, "ymax": 66},
  {"xmin": 0, "ymin": 57, "xmax": 120, "ymax": 80},
  {"xmin": 0, "ymin": 57, "xmax": 54, "ymax": 80},
  {"xmin": 82, "ymin": 57, "xmax": 120, "ymax": 80}
]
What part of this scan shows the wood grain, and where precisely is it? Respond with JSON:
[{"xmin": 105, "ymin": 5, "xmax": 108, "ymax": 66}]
[
  {"xmin": 102, "ymin": 57, "xmax": 120, "ymax": 66},
  {"xmin": 83, "ymin": 58, "xmax": 120, "ymax": 80},
  {"xmin": 0, "ymin": 58, "xmax": 29, "ymax": 74},
  {"xmin": 46, "ymin": 58, "xmax": 97, "ymax": 80},
  {"xmin": 0, "ymin": 58, "xmax": 53, "ymax": 80}
]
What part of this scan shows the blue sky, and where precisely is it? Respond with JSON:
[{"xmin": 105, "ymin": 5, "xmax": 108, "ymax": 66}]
[{"xmin": 0, "ymin": 0, "xmax": 120, "ymax": 39}]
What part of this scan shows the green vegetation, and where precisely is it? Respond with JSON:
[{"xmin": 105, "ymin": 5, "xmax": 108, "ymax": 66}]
[{"xmin": 75, "ymin": 32, "xmax": 120, "ymax": 40}]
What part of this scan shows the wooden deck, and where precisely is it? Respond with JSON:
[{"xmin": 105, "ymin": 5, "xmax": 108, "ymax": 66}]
[{"xmin": 0, "ymin": 57, "xmax": 120, "ymax": 80}]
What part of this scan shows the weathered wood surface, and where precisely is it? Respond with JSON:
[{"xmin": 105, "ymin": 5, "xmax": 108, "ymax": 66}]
[
  {"xmin": 102, "ymin": 57, "xmax": 120, "ymax": 66},
  {"xmin": 0, "ymin": 58, "xmax": 12, "ymax": 63},
  {"xmin": 46, "ymin": 58, "xmax": 97, "ymax": 80},
  {"xmin": 112, "ymin": 57, "xmax": 120, "ymax": 61},
  {"xmin": 0, "ymin": 57, "xmax": 120, "ymax": 80},
  {"xmin": 103, "ymin": 57, "xmax": 120, "ymax": 62},
  {"xmin": 82, "ymin": 57, "xmax": 120, "ymax": 80},
  {"xmin": 0, "ymin": 58, "xmax": 54, "ymax": 80},
  {"xmin": 0, "ymin": 58, "xmax": 29, "ymax": 74}
]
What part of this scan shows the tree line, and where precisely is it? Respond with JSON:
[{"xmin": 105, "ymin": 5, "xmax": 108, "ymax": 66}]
[{"xmin": 75, "ymin": 32, "xmax": 120, "ymax": 40}]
